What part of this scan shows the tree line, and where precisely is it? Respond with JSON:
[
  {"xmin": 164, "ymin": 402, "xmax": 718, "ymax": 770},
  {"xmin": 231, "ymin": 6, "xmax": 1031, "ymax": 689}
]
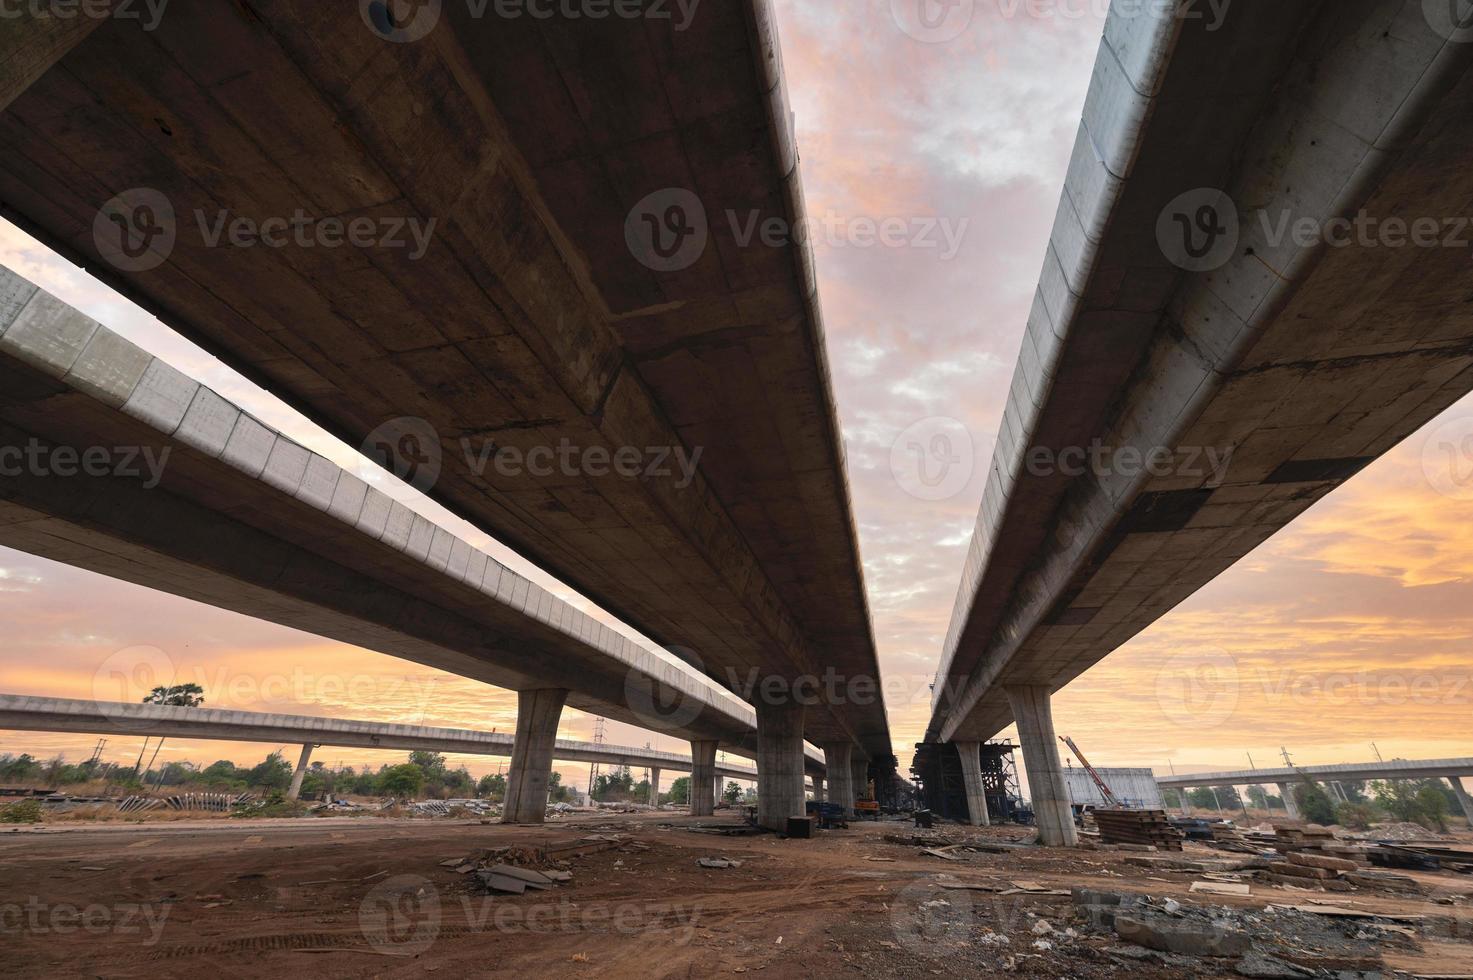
[{"xmin": 1161, "ymin": 778, "xmax": 1464, "ymax": 832}]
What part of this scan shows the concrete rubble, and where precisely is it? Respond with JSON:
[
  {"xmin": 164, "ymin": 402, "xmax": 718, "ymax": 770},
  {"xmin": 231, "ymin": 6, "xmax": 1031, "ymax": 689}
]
[{"xmin": 430, "ymin": 833, "xmax": 650, "ymax": 898}]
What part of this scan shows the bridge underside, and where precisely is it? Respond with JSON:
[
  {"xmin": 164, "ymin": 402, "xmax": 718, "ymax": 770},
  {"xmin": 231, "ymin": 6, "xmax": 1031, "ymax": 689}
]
[
  {"xmin": 931, "ymin": 1, "xmax": 1473, "ymax": 747},
  {"xmin": 0, "ymin": 0, "xmax": 890, "ymax": 761},
  {"xmin": 0, "ymin": 266, "xmax": 800, "ymax": 779}
]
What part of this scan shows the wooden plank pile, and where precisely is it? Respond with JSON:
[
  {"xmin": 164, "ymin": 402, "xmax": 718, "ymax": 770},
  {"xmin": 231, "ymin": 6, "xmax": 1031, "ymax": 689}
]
[
  {"xmin": 1201, "ymin": 822, "xmax": 1264, "ymax": 854},
  {"xmin": 1370, "ymin": 842, "xmax": 1473, "ymax": 875},
  {"xmin": 1093, "ymin": 809, "xmax": 1184, "ymax": 851}
]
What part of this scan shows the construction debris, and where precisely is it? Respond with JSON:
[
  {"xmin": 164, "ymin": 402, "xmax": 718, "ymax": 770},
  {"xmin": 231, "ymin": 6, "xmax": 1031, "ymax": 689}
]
[
  {"xmin": 410, "ymin": 799, "xmax": 497, "ymax": 817},
  {"xmin": 1189, "ymin": 881, "xmax": 1251, "ymax": 896},
  {"xmin": 428, "ymin": 832, "xmax": 645, "ymax": 897},
  {"xmin": 1072, "ymin": 888, "xmax": 1416, "ymax": 972}
]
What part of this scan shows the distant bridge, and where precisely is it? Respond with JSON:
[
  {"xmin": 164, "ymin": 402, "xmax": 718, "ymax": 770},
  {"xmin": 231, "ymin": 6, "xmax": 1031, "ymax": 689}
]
[{"xmin": 0, "ymin": 693, "xmax": 799, "ymax": 804}]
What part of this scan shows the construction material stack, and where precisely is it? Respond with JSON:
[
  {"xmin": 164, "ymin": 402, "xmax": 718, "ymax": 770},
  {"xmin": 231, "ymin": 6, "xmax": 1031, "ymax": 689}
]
[{"xmin": 1093, "ymin": 809, "xmax": 1185, "ymax": 851}]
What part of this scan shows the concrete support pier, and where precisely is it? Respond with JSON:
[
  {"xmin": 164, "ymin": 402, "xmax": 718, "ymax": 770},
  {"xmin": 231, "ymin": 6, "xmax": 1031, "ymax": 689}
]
[
  {"xmin": 689, "ymin": 739, "xmax": 718, "ymax": 817},
  {"xmin": 813, "ymin": 776, "xmax": 824, "ymax": 803},
  {"xmin": 755, "ymin": 701, "xmax": 806, "ymax": 832},
  {"xmin": 287, "ymin": 743, "xmax": 313, "ymax": 801},
  {"xmin": 1450, "ymin": 777, "xmax": 1472, "ymax": 825},
  {"xmin": 1004, "ymin": 685, "xmax": 1077, "ymax": 847},
  {"xmin": 954, "ymin": 741, "xmax": 990, "ymax": 826},
  {"xmin": 1277, "ymin": 783, "xmax": 1302, "ymax": 820},
  {"xmin": 822, "ymin": 742, "xmax": 854, "ymax": 816},
  {"xmin": 502, "ymin": 689, "xmax": 568, "ymax": 824},
  {"xmin": 850, "ymin": 755, "xmax": 870, "ymax": 810},
  {"xmin": 649, "ymin": 767, "xmax": 661, "ymax": 807}
]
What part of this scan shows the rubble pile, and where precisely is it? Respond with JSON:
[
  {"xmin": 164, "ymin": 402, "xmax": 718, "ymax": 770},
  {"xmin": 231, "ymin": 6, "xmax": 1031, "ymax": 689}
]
[
  {"xmin": 1371, "ymin": 822, "xmax": 1456, "ymax": 842},
  {"xmin": 1070, "ymin": 887, "xmax": 1425, "ymax": 975},
  {"xmin": 434, "ymin": 833, "xmax": 643, "ymax": 896}
]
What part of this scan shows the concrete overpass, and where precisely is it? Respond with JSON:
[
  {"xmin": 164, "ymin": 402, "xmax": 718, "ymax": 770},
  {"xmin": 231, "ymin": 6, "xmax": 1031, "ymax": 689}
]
[
  {"xmin": 1155, "ymin": 758, "xmax": 1473, "ymax": 822},
  {"xmin": 0, "ymin": 0, "xmax": 890, "ymax": 830},
  {"xmin": 0, "ymin": 693, "xmax": 790, "ymax": 806},
  {"xmin": 923, "ymin": 0, "xmax": 1473, "ymax": 844},
  {"xmin": 0, "ymin": 266, "xmax": 826, "ymax": 821}
]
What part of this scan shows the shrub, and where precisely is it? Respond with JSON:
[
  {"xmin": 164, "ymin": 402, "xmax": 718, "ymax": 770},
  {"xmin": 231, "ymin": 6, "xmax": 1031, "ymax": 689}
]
[
  {"xmin": 1334, "ymin": 802, "xmax": 1377, "ymax": 831},
  {"xmin": 0, "ymin": 799, "xmax": 45, "ymax": 823}
]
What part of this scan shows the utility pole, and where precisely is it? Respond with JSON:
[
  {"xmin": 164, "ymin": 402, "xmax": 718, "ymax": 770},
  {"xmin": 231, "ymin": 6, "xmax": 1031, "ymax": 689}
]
[
  {"xmin": 132, "ymin": 737, "xmax": 151, "ymax": 777},
  {"xmin": 1280, "ymin": 747, "xmax": 1294, "ymax": 767}
]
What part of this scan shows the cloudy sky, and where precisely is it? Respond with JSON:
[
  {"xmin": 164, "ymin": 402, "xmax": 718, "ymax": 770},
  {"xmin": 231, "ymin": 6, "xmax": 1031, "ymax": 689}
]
[{"xmin": 2, "ymin": 1, "xmax": 1470, "ymax": 793}]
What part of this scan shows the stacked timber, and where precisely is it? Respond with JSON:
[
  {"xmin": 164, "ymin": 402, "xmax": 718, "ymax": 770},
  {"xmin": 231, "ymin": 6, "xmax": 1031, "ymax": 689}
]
[
  {"xmin": 1204, "ymin": 822, "xmax": 1263, "ymax": 854},
  {"xmin": 1094, "ymin": 809, "xmax": 1184, "ymax": 851},
  {"xmin": 1272, "ymin": 824, "xmax": 1371, "ymax": 866}
]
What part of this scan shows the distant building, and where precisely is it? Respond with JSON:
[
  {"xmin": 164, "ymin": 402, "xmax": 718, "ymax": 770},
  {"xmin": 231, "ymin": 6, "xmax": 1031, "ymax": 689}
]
[{"xmin": 1060, "ymin": 767, "xmax": 1162, "ymax": 809}]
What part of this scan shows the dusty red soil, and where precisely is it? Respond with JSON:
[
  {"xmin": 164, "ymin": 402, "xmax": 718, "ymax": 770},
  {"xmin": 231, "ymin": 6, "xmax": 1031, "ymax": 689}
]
[{"xmin": 1, "ymin": 814, "xmax": 1469, "ymax": 978}]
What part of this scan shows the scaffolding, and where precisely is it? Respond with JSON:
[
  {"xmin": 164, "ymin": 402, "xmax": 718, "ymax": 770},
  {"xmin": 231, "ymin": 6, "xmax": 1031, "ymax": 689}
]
[{"xmin": 910, "ymin": 740, "xmax": 1022, "ymax": 823}]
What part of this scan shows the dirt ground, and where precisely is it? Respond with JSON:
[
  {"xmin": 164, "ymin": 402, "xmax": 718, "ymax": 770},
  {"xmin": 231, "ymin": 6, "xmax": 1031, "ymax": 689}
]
[{"xmin": 2, "ymin": 813, "xmax": 1470, "ymax": 978}]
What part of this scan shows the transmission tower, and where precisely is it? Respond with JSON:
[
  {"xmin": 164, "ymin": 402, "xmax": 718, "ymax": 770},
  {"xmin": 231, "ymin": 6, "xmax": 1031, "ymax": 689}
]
[{"xmin": 587, "ymin": 717, "xmax": 607, "ymax": 802}]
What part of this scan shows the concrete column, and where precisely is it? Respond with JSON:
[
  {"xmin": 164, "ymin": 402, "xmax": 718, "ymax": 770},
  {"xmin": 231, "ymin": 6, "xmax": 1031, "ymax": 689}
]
[
  {"xmin": 689, "ymin": 739, "xmax": 718, "ymax": 817},
  {"xmin": 850, "ymin": 756, "xmax": 870, "ymax": 811},
  {"xmin": 954, "ymin": 741, "xmax": 990, "ymax": 826},
  {"xmin": 822, "ymin": 742, "xmax": 854, "ymax": 816},
  {"xmin": 755, "ymin": 700, "xmax": 806, "ymax": 832},
  {"xmin": 1277, "ymin": 782, "xmax": 1301, "ymax": 820},
  {"xmin": 1005, "ymin": 685, "xmax": 1078, "ymax": 847},
  {"xmin": 649, "ymin": 767, "xmax": 660, "ymax": 807},
  {"xmin": 1449, "ymin": 777, "xmax": 1472, "ymax": 826},
  {"xmin": 287, "ymin": 743, "xmax": 313, "ymax": 801},
  {"xmin": 502, "ymin": 688, "xmax": 567, "ymax": 824},
  {"xmin": 813, "ymin": 775, "xmax": 824, "ymax": 803}
]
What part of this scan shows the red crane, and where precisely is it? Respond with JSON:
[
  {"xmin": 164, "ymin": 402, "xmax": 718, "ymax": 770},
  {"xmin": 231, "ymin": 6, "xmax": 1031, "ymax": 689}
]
[{"xmin": 1059, "ymin": 735, "xmax": 1121, "ymax": 808}]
